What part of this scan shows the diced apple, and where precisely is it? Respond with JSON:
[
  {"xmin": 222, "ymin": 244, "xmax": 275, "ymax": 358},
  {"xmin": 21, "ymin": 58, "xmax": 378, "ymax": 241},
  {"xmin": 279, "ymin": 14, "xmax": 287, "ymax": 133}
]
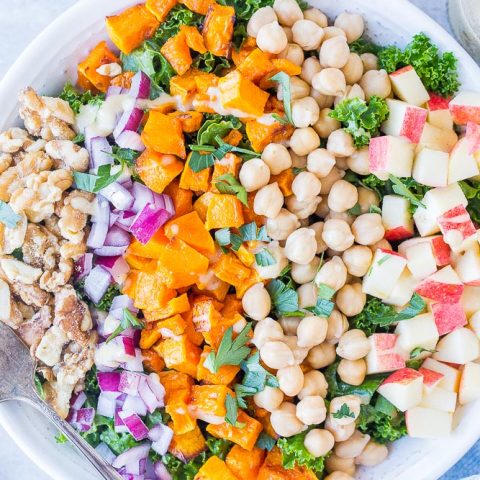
[
  {"xmin": 416, "ymin": 123, "xmax": 458, "ymax": 154},
  {"xmin": 419, "ymin": 387, "xmax": 457, "ymax": 413},
  {"xmin": 389, "ymin": 66, "xmax": 430, "ymax": 106},
  {"xmin": 398, "ymin": 235, "xmax": 452, "ymax": 266},
  {"xmin": 412, "ymin": 148, "xmax": 449, "ymax": 188},
  {"xmin": 377, "ymin": 368, "xmax": 424, "ymax": 412},
  {"xmin": 448, "ymin": 137, "xmax": 480, "ymax": 184},
  {"xmin": 381, "ymin": 99, "xmax": 427, "ymax": 143},
  {"xmin": 433, "ymin": 327, "xmax": 480, "ymax": 364},
  {"xmin": 459, "ymin": 361, "xmax": 480, "ymax": 404},
  {"xmin": 431, "ymin": 302, "xmax": 467, "ymax": 336},
  {"xmin": 0, "ymin": 279, "xmax": 11, "ymax": 322},
  {"xmin": 406, "ymin": 407, "xmax": 453, "ymax": 438},
  {"xmin": 366, "ymin": 333, "xmax": 406, "ymax": 374},
  {"xmin": 382, "ymin": 195, "xmax": 414, "ymax": 241},
  {"xmin": 466, "ymin": 121, "xmax": 480, "ymax": 155},
  {"xmin": 384, "ymin": 270, "xmax": 417, "ymax": 307},
  {"xmin": 414, "ymin": 265, "xmax": 464, "ymax": 304},
  {"xmin": 437, "ymin": 204, "xmax": 477, "ymax": 253},
  {"xmin": 427, "ymin": 93, "xmax": 453, "ymax": 130},
  {"xmin": 368, "ymin": 135, "xmax": 415, "ymax": 180},
  {"xmin": 418, "ymin": 366, "xmax": 444, "ymax": 394},
  {"xmin": 454, "ymin": 243, "xmax": 480, "ymax": 285},
  {"xmin": 460, "ymin": 286, "xmax": 480, "ymax": 318},
  {"xmin": 422, "ymin": 357, "xmax": 461, "ymax": 392},
  {"xmin": 395, "ymin": 313, "xmax": 439, "ymax": 354},
  {"xmin": 449, "ymin": 91, "xmax": 480, "ymax": 125},
  {"xmin": 405, "ymin": 241, "xmax": 437, "ymax": 279},
  {"xmin": 362, "ymin": 248, "xmax": 407, "ymax": 299}
]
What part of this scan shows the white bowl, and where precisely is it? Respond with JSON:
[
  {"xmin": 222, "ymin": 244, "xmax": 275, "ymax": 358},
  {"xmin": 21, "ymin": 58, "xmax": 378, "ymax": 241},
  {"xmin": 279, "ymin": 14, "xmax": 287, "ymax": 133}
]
[{"xmin": 0, "ymin": 1, "xmax": 479, "ymax": 479}]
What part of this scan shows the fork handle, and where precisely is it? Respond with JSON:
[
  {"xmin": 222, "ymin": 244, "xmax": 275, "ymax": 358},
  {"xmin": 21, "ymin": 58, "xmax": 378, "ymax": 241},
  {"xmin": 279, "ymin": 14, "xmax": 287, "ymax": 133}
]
[{"xmin": 5, "ymin": 394, "xmax": 122, "ymax": 480}]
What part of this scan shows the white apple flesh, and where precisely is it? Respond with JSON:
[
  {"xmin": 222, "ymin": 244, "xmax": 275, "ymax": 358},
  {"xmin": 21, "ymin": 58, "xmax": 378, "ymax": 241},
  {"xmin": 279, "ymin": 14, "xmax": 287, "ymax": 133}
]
[
  {"xmin": 389, "ymin": 66, "xmax": 430, "ymax": 106},
  {"xmin": 419, "ymin": 387, "xmax": 457, "ymax": 413},
  {"xmin": 433, "ymin": 327, "xmax": 480, "ymax": 364},
  {"xmin": 437, "ymin": 204, "xmax": 477, "ymax": 253},
  {"xmin": 418, "ymin": 366, "xmax": 444, "ymax": 394},
  {"xmin": 448, "ymin": 137, "xmax": 480, "ymax": 184},
  {"xmin": 405, "ymin": 241, "xmax": 437, "ymax": 279},
  {"xmin": 412, "ymin": 148, "xmax": 449, "ymax": 188},
  {"xmin": 377, "ymin": 368, "xmax": 424, "ymax": 412},
  {"xmin": 382, "ymin": 195, "xmax": 414, "ymax": 241},
  {"xmin": 395, "ymin": 313, "xmax": 440, "ymax": 354},
  {"xmin": 406, "ymin": 407, "xmax": 453, "ymax": 438},
  {"xmin": 427, "ymin": 93, "xmax": 453, "ymax": 130},
  {"xmin": 384, "ymin": 269, "xmax": 417, "ymax": 307},
  {"xmin": 416, "ymin": 123, "xmax": 458, "ymax": 154},
  {"xmin": 366, "ymin": 333, "xmax": 406, "ymax": 374},
  {"xmin": 414, "ymin": 265, "xmax": 464, "ymax": 304},
  {"xmin": 381, "ymin": 99, "xmax": 427, "ymax": 143},
  {"xmin": 459, "ymin": 361, "xmax": 480, "ymax": 405},
  {"xmin": 421, "ymin": 357, "xmax": 461, "ymax": 392},
  {"xmin": 449, "ymin": 91, "xmax": 480, "ymax": 125},
  {"xmin": 454, "ymin": 243, "xmax": 480, "ymax": 285}
]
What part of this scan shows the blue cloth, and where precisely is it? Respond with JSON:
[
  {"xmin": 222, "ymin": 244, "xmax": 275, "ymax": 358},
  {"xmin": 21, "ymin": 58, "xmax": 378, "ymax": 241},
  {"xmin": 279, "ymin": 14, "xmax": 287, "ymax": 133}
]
[{"xmin": 441, "ymin": 440, "xmax": 480, "ymax": 479}]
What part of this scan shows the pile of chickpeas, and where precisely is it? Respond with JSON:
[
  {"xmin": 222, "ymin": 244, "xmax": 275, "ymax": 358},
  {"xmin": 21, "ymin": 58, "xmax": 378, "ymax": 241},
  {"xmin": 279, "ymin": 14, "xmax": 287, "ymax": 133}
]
[{"xmin": 238, "ymin": 1, "xmax": 398, "ymax": 478}]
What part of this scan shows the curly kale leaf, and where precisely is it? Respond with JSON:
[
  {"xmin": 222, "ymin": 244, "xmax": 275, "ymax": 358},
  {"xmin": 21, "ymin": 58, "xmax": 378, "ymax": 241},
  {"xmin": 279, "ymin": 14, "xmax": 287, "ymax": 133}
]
[
  {"xmin": 349, "ymin": 38, "xmax": 382, "ymax": 55},
  {"xmin": 192, "ymin": 52, "xmax": 231, "ymax": 74},
  {"xmin": 460, "ymin": 180, "xmax": 480, "ymax": 224},
  {"xmin": 153, "ymin": 5, "xmax": 203, "ymax": 44},
  {"xmin": 60, "ymin": 82, "xmax": 104, "ymax": 114},
  {"xmin": 95, "ymin": 284, "xmax": 121, "ymax": 312},
  {"xmin": 357, "ymin": 404, "xmax": 407, "ymax": 444}
]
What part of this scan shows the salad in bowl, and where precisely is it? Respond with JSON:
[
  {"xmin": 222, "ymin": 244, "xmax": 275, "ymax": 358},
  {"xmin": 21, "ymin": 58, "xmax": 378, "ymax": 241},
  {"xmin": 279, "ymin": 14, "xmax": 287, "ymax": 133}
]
[{"xmin": 1, "ymin": 0, "xmax": 480, "ymax": 479}]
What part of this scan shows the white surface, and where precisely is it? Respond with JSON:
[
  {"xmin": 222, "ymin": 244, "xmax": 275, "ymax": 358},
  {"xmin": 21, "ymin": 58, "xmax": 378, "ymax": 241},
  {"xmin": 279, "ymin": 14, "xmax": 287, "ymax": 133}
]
[{"xmin": 0, "ymin": 0, "xmax": 477, "ymax": 479}]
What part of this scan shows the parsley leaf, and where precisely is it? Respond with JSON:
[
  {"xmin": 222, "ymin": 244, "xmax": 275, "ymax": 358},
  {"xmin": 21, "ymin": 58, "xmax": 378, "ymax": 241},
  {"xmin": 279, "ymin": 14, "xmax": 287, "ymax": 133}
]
[
  {"xmin": 0, "ymin": 201, "xmax": 21, "ymax": 228},
  {"xmin": 239, "ymin": 222, "xmax": 270, "ymax": 242},
  {"xmin": 73, "ymin": 164, "xmax": 123, "ymax": 193},
  {"xmin": 369, "ymin": 204, "xmax": 382, "ymax": 214},
  {"xmin": 270, "ymin": 71, "xmax": 293, "ymax": 124},
  {"xmin": 305, "ymin": 297, "xmax": 335, "ymax": 318},
  {"xmin": 266, "ymin": 279, "xmax": 299, "ymax": 315},
  {"xmin": 347, "ymin": 203, "xmax": 362, "ymax": 216},
  {"xmin": 94, "ymin": 284, "xmax": 121, "ymax": 311},
  {"xmin": 410, "ymin": 346, "xmax": 437, "ymax": 359},
  {"xmin": 255, "ymin": 248, "xmax": 276, "ymax": 267},
  {"xmin": 256, "ymin": 432, "xmax": 276, "ymax": 451},
  {"xmin": 59, "ymin": 82, "xmax": 104, "ymax": 114},
  {"xmin": 225, "ymin": 393, "xmax": 244, "ymax": 427},
  {"xmin": 333, "ymin": 403, "xmax": 355, "ymax": 419},
  {"xmin": 316, "ymin": 283, "xmax": 335, "ymax": 300},
  {"xmin": 107, "ymin": 308, "xmax": 144, "ymax": 343},
  {"xmin": 271, "ymin": 113, "xmax": 289, "ymax": 125},
  {"xmin": 197, "ymin": 115, "xmax": 242, "ymax": 146},
  {"xmin": 215, "ymin": 173, "xmax": 248, "ymax": 206},
  {"xmin": 72, "ymin": 133, "xmax": 85, "ymax": 144},
  {"xmin": 215, "ymin": 228, "xmax": 231, "ymax": 247}
]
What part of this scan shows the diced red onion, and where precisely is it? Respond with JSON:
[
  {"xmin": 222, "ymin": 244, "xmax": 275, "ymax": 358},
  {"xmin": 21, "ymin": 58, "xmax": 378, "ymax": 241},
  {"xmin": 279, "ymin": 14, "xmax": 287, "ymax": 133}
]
[
  {"xmin": 100, "ymin": 182, "xmax": 134, "ymax": 211},
  {"xmin": 120, "ymin": 178, "xmax": 134, "ymax": 191},
  {"xmin": 97, "ymin": 391, "xmax": 119, "ymax": 417},
  {"xmin": 84, "ymin": 265, "xmax": 111, "ymax": 303},
  {"xmin": 138, "ymin": 377, "xmax": 161, "ymax": 414},
  {"xmin": 153, "ymin": 193, "xmax": 175, "ymax": 215},
  {"xmin": 75, "ymin": 407, "xmax": 96, "ymax": 432},
  {"xmin": 115, "ymin": 407, "xmax": 129, "ymax": 434},
  {"xmin": 122, "ymin": 336, "xmax": 136, "ymax": 357},
  {"xmin": 130, "ymin": 203, "xmax": 173, "ymax": 244},
  {"xmin": 106, "ymin": 85, "xmax": 123, "ymax": 98},
  {"xmin": 118, "ymin": 412, "xmax": 149, "ymax": 441},
  {"xmin": 113, "ymin": 107, "xmax": 144, "ymax": 140},
  {"xmin": 117, "ymin": 393, "xmax": 127, "ymax": 407},
  {"xmin": 126, "ymin": 457, "xmax": 147, "ymax": 476},
  {"xmin": 130, "ymin": 183, "xmax": 154, "ymax": 214},
  {"xmin": 122, "ymin": 349, "xmax": 144, "ymax": 372},
  {"xmin": 129, "ymin": 71, "xmax": 151, "ymax": 100},
  {"xmin": 94, "ymin": 245, "xmax": 129, "ymax": 257},
  {"xmin": 90, "ymin": 137, "xmax": 113, "ymax": 169},
  {"xmin": 119, "ymin": 371, "xmax": 142, "ymax": 395},
  {"xmin": 110, "ymin": 295, "xmax": 136, "ymax": 314},
  {"xmin": 146, "ymin": 374, "xmax": 165, "ymax": 406},
  {"xmin": 87, "ymin": 220, "xmax": 109, "ymax": 250},
  {"xmin": 117, "ymin": 131, "xmax": 145, "ymax": 152},
  {"xmin": 104, "ymin": 226, "xmax": 131, "ymax": 247},
  {"xmin": 121, "ymin": 474, "xmax": 144, "ymax": 480},
  {"xmin": 154, "ymin": 462, "xmax": 172, "ymax": 480},
  {"xmin": 122, "ymin": 394, "xmax": 147, "ymax": 417},
  {"xmin": 116, "ymin": 210, "xmax": 136, "ymax": 229},
  {"xmin": 91, "ymin": 195, "xmax": 110, "ymax": 224},
  {"xmin": 95, "ymin": 443, "xmax": 117, "ymax": 465},
  {"xmin": 97, "ymin": 371, "xmax": 121, "ymax": 392},
  {"xmin": 109, "ymin": 212, "xmax": 119, "ymax": 227},
  {"xmin": 149, "ymin": 424, "xmax": 173, "ymax": 455},
  {"xmin": 84, "ymin": 126, "xmax": 97, "ymax": 156},
  {"xmin": 71, "ymin": 391, "xmax": 87, "ymax": 410},
  {"xmin": 113, "ymin": 445, "xmax": 151, "ymax": 469},
  {"xmin": 74, "ymin": 253, "xmax": 93, "ymax": 280}
]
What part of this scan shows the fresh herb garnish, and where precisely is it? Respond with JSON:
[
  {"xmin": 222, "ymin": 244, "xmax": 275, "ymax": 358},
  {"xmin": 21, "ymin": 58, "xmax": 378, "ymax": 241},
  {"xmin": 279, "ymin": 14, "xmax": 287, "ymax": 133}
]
[
  {"xmin": 357, "ymin": 403, "xmax": 407, "ymax": 444},
  {"xmin": 107, "ymin": 308, "xmax": 144, "ymax": 343},
  {"xmin": 333, "ymin": 403, "xmax": 356, "ymax": 419},
  {"xmin": 59, "ymin": 82, "xmax": 104, "ymax": 114},
  {"xmin": 410, "ymin": 346, "xmax": 436, "ymax": 359},
  {"xmin": 225, "ymin": 393, "xmax": 244, "ymax": 428},
  {"xmin": 347, "ymin": 203, "xmax": 362, "ymax": 216},
  {"xmin": 349, "ymin": 38, "xmax": 382, "ymax": 55},
  {"xmin": 266, "ymin": 279, "xmax": 299, "ymax": 315},
  {"xmin": 369, "ymin": 205, "xmax": 382, "ymax": 214},
  {"xmin": 271, "ymin": 113, "xmax": 289, "ymax": 125},
  {"xmin": 389, "ymin": 174, "xmax": 426, "ymax": 210},
  {"xmin": 72, "ymin": 133, "xmax": 85, "ymax": 144},
  {"xmin": 255, "ymin": 248, "xmax": 276, "ymax": 267},
  {"xmin": 270, "ymin": 71, "xmax": 293, "ymax": 124},
  {"xmin": 73, "ymin": 164, "xmax": 123, "ymax": 193},
  {"xmin": 55, "ymin": 432, "xmax": 68, "ymax": 444},
  {"xmin": 0, "ymin": 201, "xmax": 21, "ymax": 228},
  {"xmin": 197, "ymin": 115, "xmax": 242, "ymax": 146},
  {"xmin": 460, "ymin": 180, "xmax": 480, "ymax": 224},
  {"xmin": 305, "ymin": 297, "xmax": 335, "ymax": 318},
  {"xmin": 215, "ymin": 173, "xmax": 248, "ymax": 206},
  {"xmin": 239, "ymin": 222, "xmax": 269, "ymax": 242},
  {"xmin": 316, "ymin": 283, "xmax": 335, "ymax": 300},
  {"xmin": 215, "ymin": 228, "xmax": 231, "ymax": 247},
  {"xmin": 255, "ymin": 432, "xmax": 276, "ymax": 451}
]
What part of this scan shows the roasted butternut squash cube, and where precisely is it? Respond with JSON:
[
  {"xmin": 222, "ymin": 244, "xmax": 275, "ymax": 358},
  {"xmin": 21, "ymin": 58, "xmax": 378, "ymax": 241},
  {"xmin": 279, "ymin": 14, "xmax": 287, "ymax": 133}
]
[
  {"xmin": 127, "ymin": 230, "xmax": 166, "ymax": 259},
  {"xmin": 179, "ymin": 0, "xmax": 216, "ymax": 15},
  {"xmin": 164, "ymin": 179, "xmax": 193, "ymax": 218},
  {"xmin": 125, "ymin": 253, "xmax": 156, "ymax": 272},
  {"xmin": 159, "ymin": 370, "xmax": 194, "ymax": 404},
  {"xmin": 141, "ymin": 348, "xmax": 165, "ymax": 374},
  {"xmin": 169, "ymin": 423, "xmax": 206, "ymax": 462},
  {"xmin": 237, "ymin": 48, "xmax": 275, "ymax": 83},
  {"xmin": 195, "ymin": 271, "xmax": 230, "ymax": 302},
  {"xmin": 218, "ymin": 71, "xmax": 269, "ymax": 118},
  {"xmin": 78, "ymin": 41, "xmax": 120, "ymax": 93},
  {"xmin": 170, "ymin": 74, "xmax": 198, "ymax": 102},
  {"xmin": 191, "ymin": 295, "xmax": 222, "ymax": 332},
  {"xmin": 142, "ymin": 112, "xmax": 186, "ymax": 158},
  {"xmin": 106, "ymin": 4, "xmax": 159, "ymax": 54},
  {"xmin": 190, "ymin": 384, "xmax": 232, "ymax": 418},
  {"xmin": 210, "ymin": 153, "xmax": 242, "ymax": 193},
  {"xmin": 194, "ymin": 73, "xmax": 220, "ymax": 93},
  {"xmin": 231, "ymin": 37, "xmax": 257, "ymax": 66},
  {"xmin": 134, "ymin": 271, "xmax": 177, "ymax": 309},
  {"xmin": 180, "ymin": 25, "xmax": 207, "ymax": 53},
  {"xmin": 146, "ymin": 0, "xmax": 177, "ymax": 22},
  {"xmin": 271, "ymin": 168, "xmax": 294, "ymax": 197},
  {"xmin": 226, "ymin": 445, "xmax": 266, "ymax": 480},
  {"xmin": 156, "ymin": 314, "xmax": 188, "ymax": 336},
  {"xmin": 257, "ymin": 447, "xmax": 317, "ymax": 480},
  {"xmin": 182, "ymin": 309, "xmax": 205, "ymax": 346},
  {"xmin": 166, "ymin": 401, "xmax": 197, "ymax": 435},
  {"xmin": 242, "ymin": 192, "xmax": 266, "ymax": 226},
  {"xmin": 222, "ymin": 129, "xmax": 243, "ymax": 146},
  {"xmin": 122, "ymin": 271, "xmax": 139, "ymax": 299},
  {"xmin": 205, "ymin": 194, "xmax": 244, "ymax": 230},
  {"xmin": 272, "ymin": 58, "xmax": 302, "ymax": 76},
  {"xmin": 203, "ymin": 4, "xmax": 235, "ymax": 57},
  {"xmin": 246, "ymin": 118, "xmax": 294, "ymax": 152},
  {"xmin": 234, "ymin": 245, "xmax": 255, "ymax": 267},
  {"xmin": 194, "ymin": 456, "xmax": 238, "ymax": 480},
  {"xmin": 169, "ymin": 110, "xmax": 204, "ymax": 133},
  {"xmin": 180, "ymin": 153, "xmax": 212, "ymax": 192},
  {"xmin": 197, "ymin": 346, "xmax": 240, "ymax": 385},
  {"xmin": 221, "ymin": 295, "xmax": 243, "ymax": 319},
  {"xmin": 156, "ymin": 334, "xmax": 201, "ymax": 377},
  {"xmin": 144, "ymin": 293, "xmax": 190, "ymax": 321},
  {"xmin": 161, "ymin": 32, "xmax": 193, "ymax": 76},
  {"xmin": 206, "ymin": 411, "xmax": 263, "ymax": 451},
  {"xmin": 140, "ymin": 326, "xmax": 162, "ymax": 349},
  {"xmin": 235, "ymin": 269, "xmax": 262, "ymax": 299},
  {"xmin": 193, "ymin": 192, "xmax": 215, "ymax": 221},
  {"xmin": 213, "ymin": 253, "xmax": 252, "ymax": 287}
]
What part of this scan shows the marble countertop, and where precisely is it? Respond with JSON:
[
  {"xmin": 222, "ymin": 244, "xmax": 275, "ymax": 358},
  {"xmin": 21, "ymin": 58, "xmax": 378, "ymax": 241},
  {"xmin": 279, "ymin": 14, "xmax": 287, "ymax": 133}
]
[{"xmin": 0, "ymin": 1, "xmax": 477, "ymax": 479}]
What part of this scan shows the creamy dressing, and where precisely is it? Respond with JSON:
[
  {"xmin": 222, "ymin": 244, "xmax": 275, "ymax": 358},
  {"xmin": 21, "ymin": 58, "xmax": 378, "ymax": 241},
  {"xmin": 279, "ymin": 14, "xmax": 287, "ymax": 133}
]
[
  {"xmin": 256, "ymin": 113, "xmax": 278, "ymax": 125},
  {"xmin": 137, "ymin": 93, "xmax": 190, "ymax": 112}
]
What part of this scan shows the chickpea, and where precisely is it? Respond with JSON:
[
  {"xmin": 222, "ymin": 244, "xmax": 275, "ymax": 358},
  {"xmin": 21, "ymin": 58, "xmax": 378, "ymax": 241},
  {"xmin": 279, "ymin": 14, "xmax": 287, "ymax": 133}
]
[
  {"xmin": 359, "ymin": 69, "xmax": 392, "ymax": 100},
  {"xmin": 304, "ymin": 8, "xmax": 328, "ymax": 27},
  {"xmin": 255, "ymin": 241, "xmax": 288, "ymax": 279},
  {"xmin": 319, "ymin": 165, "xmax": 346, "ymax": 193},
  {"xmin": 283, "ymin": 26, "xmax": 293, "ymax": 42},
  {"xmin": 335, "ymin": 430, "xmax": 370, "ymax": 458},
  {"xmin": 290, "ymin": 150, "xmax": 307, "ymax": 168},
  {"xmin": 327, "ymin": 129, "xmax": 355, "ymax": 157},
  {"xmin": 298, "ymin": 370, "xmax": 328, "ymax": 399},
  {"xmin": 351, "ymin": 213, "xmax": 385, "ymax": 245},
  {"xmin": 325, "ymin": 414, "xmax": 356, "ymax": 442},
  {"xmin": 334, "ymin": 12, "xmax": 364, "ymax": 43},
  {"xmin": 324, "ymin": 473, "xmax": 355, "ymax": 480},
  {"xmin": 310, "ymin": 88, "xmax": 335, "ymax": 109},
  {"xmin": 260, "ymin": 340, "xmax": 294, "ymax": 369},
  {"xmin": 307, "ymin": 342, "xmax": 336, "ymax": 369},
  {"xmin": 297, "ymin": 282, "xmax": 318, "ymax": 308},
  {"xmin": 292, "ymin": 97, "xmax": 320, "ymax": 128},
  {"xmin": 325, "ymin": 210, "xmax": 355, "ymax": 226},
  {"xmin": 336, "ymin": 284, "xmax": 366, "ymax": 317},
  {"xmin": 360, "ymin": 52, "xmax": 379, "ymax": 71},
  {"xmin": 266, "ymin": 208, "xmax": 300, "ymax": 241},
  {"xmin": 307, "ymin": 148, "xmax": 335, "ymax": 178},
  {"xmin": 286, "ymin": 194, "xmax": 322, "ymax": 219},
  {"xmin": 326, "ymin": 309, "xmax": 349, "ymax": 344},
  {"xmin": 338, "ymin": 358, "xmax": 367, "ymax": 386},
  {"xmin": 256, "ymin": 21, "xmax": 288, "ymax": 54},
  {"xmin": 325, "ymin": 454, "xmax": 356, "ymax": 476},
  {"xmin": 242, "ymin": 283, "xmax": 271, "ymax": 321},
  {"xmin": 342, "ymin": 83, "xmax": 365, "ymax": 102},
  {"xmin": 273, "ymin": 0, "xmax": 303, "ymax": 27},
  {"xmin": 315, "ymin": 256, "xmax": 348, "ymax": 291},
  {"xmin": 270, "ymin": 402, "xmax": 306, "ymax": 437},
  {"xmin": 292, "ymin": 256, "xmax": 320, "ymax": 284},
  {"xmin": 283, "ymin": 335, "xmax": 310, "ymax": 364},
  {"xmin": 262, "ymin": 143, "xmax": 292, "ymax": 175},
  {"xmin": 309, "ymin": 221, "xmax": 328, "ymax": 254},
  {"xmin": 357, "ymin": 187, "xmax": 380, "ymax": 214},
  {"xmin": 292, "ymin": 19, "xmax": 324, "ymax": 51},
  {"xmin": 253, "ymin": 317, "xmax": 284, "ymax": 348},
  {"xmin": 247, "ymin": 6, "xmax": 278, "ymax": 37},
  {"xmin": 320, "ymin": 37, "xmax": 350, "ymax": 69},
  {"xmin": 312, "ymin": 69, "xmax": 346, "ymax": 96},
  {"xmin": 239, "ymin": 158, "xmax": 270, "ymax": 192},
  {"xmin": 253, "ymin": 386, "xmax": 284, "ymax": 412},
  {"xmin": 336, "ymin": 329, "xmax": 370, "ymax": 360},
  {"xmin": 296, "ymin": 395, "xmax": 327, "ymax": 425},
  {"xmin": 279, "ymin": 43, "xmax": 304, "ymax": 66},
  {"xmin": 322, "ymin": 219, "xmax": 354, "ymax": 252},
  {"xmin": 290, "ymin": 127, "xmax": 321, "ymax": 156},
  {"xmin": 323, "ymin": 26, "xmax": 347, "ymax": 41},
  {"xmin": 278, "ymin": 316, "xmax": 301, "ymax": 336},
  {"xmin": 354, "ymin": 441, "xmax": 389, "ymax": 466},
  {"xmin": 327, "ymin": 180, "xmax": 358, "ymax": 213},
  {"xmin": 254, "ymin": 182, "xmax": 284, "ymax": 218},
  {"xmin": 285, "ymin": 227, "xmax": 317, "ymax": 264},
  {"xmin": 334, "ymin": 155, "xmax": 350, "ymax": 171},
  {"xmin": 316, "ymin": 196, "xmax": 330, "ymax": 218},
  {"xmin": 277, "ymin": 364, "xmax": 304, "ymax": 396},
  {"xmin": 279, "ymin": 76, "xmax": 311, "ymax": 100},
  {"xmin": 341, "ymin": 53, "xmax": 364, "ymax": 85},
  {"xmin": 304, "ymin": 429, "xmax": 335, "ymax": 458},
  {"xmin": 342, "ymin": 245, "xmax": 373, "ymax": 277},
  {"xmin": 313, "ymin": 108, "xmax": 341, "ymax": 138},
  {"xmin": 301, "ymin": 57, "xmax": 322, "ymax": 85},
  {"xmin": 346, "ymin": 147, "xmax": 370, "ymax": 175},
  {"xmin": 329, "ymin": 395, "xmax": 361, "ymax": 425},
  {"xmin": 291, "ymin": 171, "xmax": 322, "ymax": 202},
  {"xmin": 297, "ymin": 315, "xmax": 328, "ymax": 347},
  {"xmin": 369, "ymin": 238, "xmax": 392, "ymax": 253}
]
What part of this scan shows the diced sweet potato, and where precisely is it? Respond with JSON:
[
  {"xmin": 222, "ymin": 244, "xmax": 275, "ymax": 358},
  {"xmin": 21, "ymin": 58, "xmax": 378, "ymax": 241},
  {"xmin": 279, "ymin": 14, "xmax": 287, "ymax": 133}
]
[
  {"xmin": 190, "ymin": 385, "xmax": 232, "ymax": 417},
  {"xmin": 221, "ymin": 295, "xmax": 243, "ymax": 319},
  {"xmin": 106, "ymin": 4, "xmax": 159, "ymax": 54},
  {"xmin": 253, "ymin": 406, "xmax": 278, "ymax": 442},
  {"xmin": 195, "ymin": 72, "xmax": 220, "ymax": 93},
  {"xmin": 140, "ymin": 326, "xmax": 162, "ymax": 349},
  {"xmin": 235, "ymin": 269, "xmax": 262, "ymax": 299},
  {"xmin": 167, "ymin": 401, "xmax": 197, "ymax": 435},
  {"xmin": 205, "ymin": 194, "xmax": 245, "ymax": 230},
  {"xmin": 180, "ymin": 25, "xmax": 207, "ymax": 53},
  {"xmin": 169, "ymin": 110, "xmax": 204, "ymax": 133},
  {"xmin": 142, "ymin": 348, "xmax": 165, "ymax": 374},
  {"xmin": 210, "ymin": 153, "xmax": 242, "ymax": 193},
  {"xmin": 122, "ymin": 271, "xmax": 139, "ymax": 298},
  {"xmin": 234, "ymin": 245, "xmax": 255, "ymax": 267},
  {"xmin": 222, "ymin": 129, "xmax": 243, "ymax": 146},
  {"xmin": 257, "ymin": 448, "xmax": 317, "ymax": 480},
  {"xmin": 134, "ymin": 271, "xmax": 177, "ymax": 309},
  {"xmin": 271, "ymin": 168, "xmax": 294, "ymax": 196},
  {"xmin": 180, "ymin": 153, "xmax": 212, "ymax": 192},
  {"xmin": 169, "ymin": 423, "xmax": 206, "ymax": 462},
  {"xmin": 246, "ymin": 119, "xmax": 294, "ymax": 152},
  {"xmin": 226, "ymin": 445, "xmax": 266, "ymax": 480},
  {"xmin": 272, "ymin": 58, "xmax": 302, "ymax": 76},
  {"xmin": 159, "ymin": 370, "xmax": 194, "ymax": 403},
  {"xmin": 110, "ymin": 71, "xmax": 135, "ymax": 88},
  {"xmin": 202, "ymin": 315, "xmax": 238, "ymax": 350},
  {"xmin": 179, "ymin": 0, "xmax": 216, "ymax": 14},
  {"xmin": 193, "ymin": 94, "xmax": 217, "ymax": 113},
  {"xmin": 146, "ymin": 0, "xmax": 177, "ymax": 22},
  {"xmin": 206, "ymin": 411, "xmax": 263, "ymax": 451},
  {"xmin": 144, "ymin": 293, "xmax": 190, "ymax": 321},
  {"xmin": 195, "ymin": 456, "xmax": 238, "ymax": 480},
  {"xmin": 203, "ymin": 4, "xmax": 235, "ymax": 57},
  {"xmin": 170, "ymin": 74, "xmax": 198, "ymax": 101},
  {"xmin": 128, "ymin": 230, "xmax": 166, "ymax": 259},
  {"xmin": 237, "ymin": 48, "xmax": 275, "ymax": 84},
  {"xmin": 164, "ymin": 179, "xmax": 193, "ymax": 218},
  {"xmin": 242, "ymin": 192, "xmax": 266, "ymax": 226},
  {"xmin": 142, "ymin": 112, "xmax": 186, "ymax": 158},
  {"xmin": 156, "ymin": 314, "xmax": 188, "ymax": 336},
  {"xmin": 161, "ymin": 32, "xmax": 193, "ymax": 75},
  {"xmin": 194, "ymin": 192, "xmax": 215, "ymax": 221},
  {"xmin": 182, "ymin": 309, "xmax": 205, "ymax": 346},
  {"xmin": 156, "ymin": 334, "xmax": 201, "ymax": 377},
  {"xmin": 124, "ymin": 253, "xmax": 156, "ymax": 272},
  {"xmin": 191, "ymin": 295, "xmax": 222, "ymax": 332},
  {"xmin": 213, "ymin": 253, "xmax": 252, "ymax": 287},
  {"xmin": 195, "ymin": 271, "xmax": 230, "ymax": 301},
  {"xmin": 156, "ymin": 264, "xmax": 199, "ymax": 290},
  {"xmin": 218, "ymin": 71, "xmax": 269, "ymax": 118},
  {"xmin": 231, "ymin": 37, "xmax": 257, "ymax": 66},
  {"xmin": 164, "ymin": 211, "xmax": 215, "ymax": 254},
  {"xmin": 197, "ymin": 346, "xmax": 240, "ymax": 385},
  {"xmin": 78, "ymin": 41, "xmax": 120, "ymax": 93}
]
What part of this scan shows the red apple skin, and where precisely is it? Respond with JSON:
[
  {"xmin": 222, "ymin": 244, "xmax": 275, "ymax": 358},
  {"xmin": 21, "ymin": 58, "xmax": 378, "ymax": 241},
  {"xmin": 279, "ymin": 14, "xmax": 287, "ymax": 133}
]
[
  {"xmin": 431, "ymin": 236, "xmax": 452, "ymax": 266},
  {"xmin": 431, "ymin": 302, "xmax": 467, "ymax": 335},
  {"xmin": 370, "ymin": 333, "xmax": 406, "ymax": 372},
  {"xmin": 428, "ymin": 93, "xmax": 451, "ymax": 111},
  {"xmin": 450, "ymin": 104, "xmax": 480, "ymax": 125},
  {"xmin": 437, "ymin": 205, "xmax": 476, "ymax": 242},
  {"xmin": 418, "ymin": 367, "xmax": 444, "ymax": 389},
  {"xmin": 378, "ymin": 248, "xmax": 405, "ymax": 259},
  {"xmin": 376, "ymin": 354, "xmax": 406, "ymax": 373},
  {"xmin": 466, "ymin": 121, "xmax": 480, "ymax": 155},
  {"xmin": 372, "ymin": 333, "xmax": 398, "ymax": 350},
  {"xmin": 385, "ymin": 226, "xmax": 414, "ymax": 242},
  {"xmin": 390, "ymin": 65, "xmax": 414, "ymax": 77},
  {"xmin": 400, "ymin": 107, "xmax": 428, "ymax": 143},
  {"xmin": 369, "ymin": 136, "xmax": 388, "ymax": 172},
  {"xmin": 415, "ymin": 279, "xmax": 464, "ymax": 304},
  {"xmin": 381, "ymin": 367, "xmax": 423, "ymax": 386}
]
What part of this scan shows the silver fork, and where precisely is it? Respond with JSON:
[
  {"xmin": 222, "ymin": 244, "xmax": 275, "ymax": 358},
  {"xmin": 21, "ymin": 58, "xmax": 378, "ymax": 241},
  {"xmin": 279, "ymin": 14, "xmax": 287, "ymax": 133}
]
[{"xmin": 0, "ymin": 321, "xmax": 121, "ymax": 480}]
